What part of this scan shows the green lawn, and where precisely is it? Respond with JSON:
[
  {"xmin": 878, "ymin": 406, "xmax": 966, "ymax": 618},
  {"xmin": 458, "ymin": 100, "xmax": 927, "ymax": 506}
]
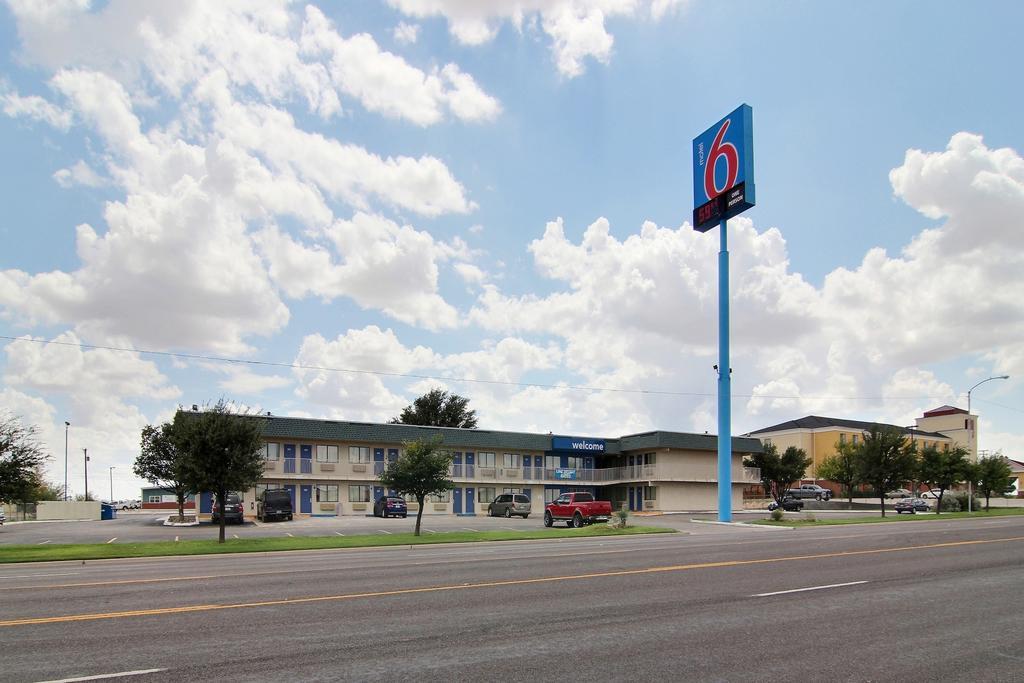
[
  {"xmin": 752, "ymin": 507, "xmax": 1024, "ymax": 527},
  {"xmin": 0, "ymin": 525, "xmax": 674, "ymax": 564}
]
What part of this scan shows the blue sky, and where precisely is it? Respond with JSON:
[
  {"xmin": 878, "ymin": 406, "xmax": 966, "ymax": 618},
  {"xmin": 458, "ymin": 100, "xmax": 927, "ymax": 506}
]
[{"xmin": 1, "ymin": 1, "xmax": 1021, "ymax": 499}]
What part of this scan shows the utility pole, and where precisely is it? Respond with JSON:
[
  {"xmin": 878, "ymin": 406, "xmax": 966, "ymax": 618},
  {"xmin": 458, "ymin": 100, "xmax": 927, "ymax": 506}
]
[
  {"xmin": 109, "ymin": 466, "xmax": 116, "ymax": 503},
  {"xmin": 64, "ymin": 421, "xmax": 70, "ymax": 501},
  {"xmin": 83, "ymin": 448, "xmax": 90, "ymax": 501}
]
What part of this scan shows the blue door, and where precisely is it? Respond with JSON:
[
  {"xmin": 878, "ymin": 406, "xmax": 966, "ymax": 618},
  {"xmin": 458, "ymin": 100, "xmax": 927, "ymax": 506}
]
[
  {"xmin": 636, "ymin": 487, "xmax": 644, "ymax": 511},
  {"xmin": 300, "ymin": 485, "xmax": 312, "ymax": 514},
  {"xmin": 453, "ymin": 487, "xmax": 463, "ymax": 514},
  {"xmin": 628, "ymin": 486, "xmax": 635, "ymax": 511},
  {"xmin": 284, "ymin": 485, "xmax": 296, "ymax": 511},
  {"xmin": 300, "ymin": 445, "xmax": 313, "ymax": 474},
  {"xmin": 466, "ymin": 487, "xmax": 475, "ymax": 514},
  {"xmin": 535, "ymin": 455, "xmax": 543, "ymax": 479},
  {"xmin": 200, "ymin": 491, "xmax": 213, "ymax": 514},
  {"xmin": 465, "ymin": 452, "xmax": 475, "ymax": 478},
  {"xmin": 387, "ymin": 448, "xmax": 399, "ymax": 463},
  {"xmin": 373, "ymin": 448, "xmax": 385, "ymax": 475},
  {"xmin": 452, "ymin": 452, "xmax": 462, "ymax": 478},
  {"xmin": 284, "ymin": 444, "xmax": 296, "ymax": 473},
  {"xmin": 584, "ymin": 456, "xmax": 593, "ymax": 470}
]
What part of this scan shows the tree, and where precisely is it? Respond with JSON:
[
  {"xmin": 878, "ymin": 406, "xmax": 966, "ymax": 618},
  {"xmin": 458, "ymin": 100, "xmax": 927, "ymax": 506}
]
[
  {"xmin": 817, "ymin": 441, "xmax": 861, "ymax": 504},
  {"xmin": 379, "ymin": 436, "xmax": 454, "ymax": 536},
  {"xmin": 854, "ymin": 425, "xmax": 918, "ymax": 517},
  {"xmin": 0, "ymin": 415, "xmax": 48, "ymax": 504},
  {"xmin": 918, "ymin": 445, "xmax": 970, "ymax": 514},
  {"xmin": 28, "ymin": 475, "xmax": 64, "ymax": 501},
  {"xmin": 173, "ymin": 401, "xmax": 267, "ymax": 543},
  {"xmin": 135, "ymin": 423, "xmax": 191, "ymax": 520},
  {"xmin": 975, "ymin": 454, "xmax": 1015, "ymax": 511},
  {"xmin": 744, "ymin": 442, "xmax": 812, "ymax": 503},
  {"xmin": 390, "ymin": 388, "xmax": 478, "ymax": 429}
]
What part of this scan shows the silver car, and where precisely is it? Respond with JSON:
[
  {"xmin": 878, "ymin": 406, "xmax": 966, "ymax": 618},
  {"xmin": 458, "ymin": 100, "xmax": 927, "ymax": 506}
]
[{"xmin": 487, "ymin": 493, "xmax": 531, "ymax": 519}]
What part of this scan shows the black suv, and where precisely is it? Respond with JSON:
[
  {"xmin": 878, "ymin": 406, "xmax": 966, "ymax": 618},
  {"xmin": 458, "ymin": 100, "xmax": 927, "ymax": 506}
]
[
  {"xmin": 211, "ymin": 493, "xmax": 244, "ymax": 524},
  {"xmin": 257, "ymin": 488, "xmax": 293, "ymax": 522}
]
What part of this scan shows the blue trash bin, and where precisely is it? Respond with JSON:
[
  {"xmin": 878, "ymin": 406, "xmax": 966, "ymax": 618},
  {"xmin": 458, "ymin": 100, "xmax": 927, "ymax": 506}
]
[{"xmin": 100, "ymin": 503, "xmax": 116, "ymax": 520}]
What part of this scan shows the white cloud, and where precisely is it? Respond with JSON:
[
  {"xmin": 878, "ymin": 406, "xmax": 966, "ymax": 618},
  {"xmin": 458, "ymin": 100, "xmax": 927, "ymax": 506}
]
[
  {"xmin": 0, "ymin": 86, "xmax": 72, "ymax": 130},
  {"xmin": 393, "ymin": 21, "xmax": 420, "ymax": 44},
  {"xmin": 386, "ymin": 0, "xmax": 687, "ymax": 77},
  {"xmin": 53, "ymin": 160, "xmax": 108, "ymax": 188}
]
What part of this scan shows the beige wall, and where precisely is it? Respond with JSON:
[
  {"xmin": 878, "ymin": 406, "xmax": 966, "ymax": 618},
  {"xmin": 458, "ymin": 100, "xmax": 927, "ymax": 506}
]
[
  {"xmin": 916, "ymin": 412, "xmax": 975, "ymax": 460},
  {"xmin": 37, "ymin": 500, "xmax": 101, "ymax": 520}
]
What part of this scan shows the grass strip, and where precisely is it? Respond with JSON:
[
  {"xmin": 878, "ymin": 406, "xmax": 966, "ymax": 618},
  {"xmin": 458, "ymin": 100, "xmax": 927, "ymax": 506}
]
[
  {"xmin": 752, "ymin": 507, "xmax": 1024, "ymax": 527},
  {"xmin": 0, "ymin": 525, "xmax": 674, "ymax": 564}
]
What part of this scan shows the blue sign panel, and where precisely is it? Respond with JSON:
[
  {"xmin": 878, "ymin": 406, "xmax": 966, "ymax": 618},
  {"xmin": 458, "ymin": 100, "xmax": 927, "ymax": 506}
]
[
  {"xmin": 692, "ymin": 104, "xmax": 755, "ymax": 232},
  {"xmin": 551, "ymin": 436, "xmax": 605, "ymax": 453},
  {"xmin": 554, "ymin": 468, "xmax": 577, "ymax": 480}
]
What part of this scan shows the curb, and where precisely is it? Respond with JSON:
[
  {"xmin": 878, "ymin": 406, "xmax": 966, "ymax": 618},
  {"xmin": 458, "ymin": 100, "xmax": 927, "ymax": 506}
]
[{"xmin": 689, "ymin": 519, "xmax": 794, "ymax": 530}]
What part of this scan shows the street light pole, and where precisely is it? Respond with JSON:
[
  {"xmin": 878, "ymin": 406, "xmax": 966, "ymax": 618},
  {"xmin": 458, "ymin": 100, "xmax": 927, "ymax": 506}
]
[
  {"xmin": 965, "ymin": 375, "xmax": 1009, "ymax": 513},
  {"xmin": 64, "ymin": 421, "xmax": 70, "ymax": 501},
  {"xmin": 967, "ymin": 375, "xmax": 1010, "ymax": 418},
  {"xmin": 83, "ymin": 448, "xmax": 89, "ymax": 501},
  {"xmin": 109, "ymin": 466, "xmax": 116, "ymax": 503}
]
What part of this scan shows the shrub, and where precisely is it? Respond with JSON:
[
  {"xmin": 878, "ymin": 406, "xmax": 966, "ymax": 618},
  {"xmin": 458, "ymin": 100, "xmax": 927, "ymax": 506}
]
[
  {"xmin": 951, "ymin": 491, "xmax": 981, "ymax": 512},
  {"xmin": 614, "ymin": 508, "xmax": 629, "ymax": 528},
  {"xmin": 770, "ymin": 508, "xmax": 784, "ymax": 522},
  {"xmin": 939, "ymin": 495, "xmax": 960, "ymax": 512},
  {"xmin": 802, "ymin": 514, "xmax": 816, "ymax": 523}
]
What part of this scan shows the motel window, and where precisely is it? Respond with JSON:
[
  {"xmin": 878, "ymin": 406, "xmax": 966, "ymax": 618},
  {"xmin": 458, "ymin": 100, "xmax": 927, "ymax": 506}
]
[
  {"xmin": 316, "ymin": 484, "xmax": 339, "ymax": 502},
  {"xmin": 502, "ymin": 453, "xmax": 521, "ymax": 468},
  {"xmin": 853, "ymin": 434, "xmax": 859, "ymax": 445},
  {"xmin": 477, "ymin": 487, "xmax": 496, "ymax": 503},
  {"xmin": 839, "ymin": 434, "xmax": 846, "ymax": 445},
  {"xmin": 348, "ymin": 485, "xmax": 371, "ymax": 502},
  {"xmin": 429, "ymin": 491, "xmax": 451, "ymax": 503},
  {"xmin": 148, "ymin": 495, "xmax": 161, "ymax": 503},
  {"xmin": 349, "ymin": 446, "xmax": 371, "ymax": 464},
  {"xmin": 566, "ymin": 456, "xmax": 584, "ymax": 470},
  {"xmin": 544, "ymin": 488, "xmax": 561, "ymax": 503},
  {"xmin": 478, "ymin": 452, "xmax": 496, "ymax": 468},
  {"xmin": 643, "ymin": 452, "xmax": 657, "ymax": 465},
  {"xmin": 644, "ymin": 486, "xmax": 658, "ymax": 500},
  {"xmin": 316, "ymin": 445, "xmax": 339, "ymax": 463},
  {"xmin": 503, "ymin": 488, "xmax": 525, "ymax": 495},
  {"xmin": 264, "ymin": 443, "xmax": 280, "ymax": 461},
  {"xmin": 944, "ymin": 443, "xmax": 949, "ymax": 451},
  {"xmin": 545, "ymin": 455, "xmax": 560, "ymax": 470}
]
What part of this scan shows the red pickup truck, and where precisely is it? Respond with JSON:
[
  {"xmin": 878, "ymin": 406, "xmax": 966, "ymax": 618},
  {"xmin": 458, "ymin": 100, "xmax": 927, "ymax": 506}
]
[{"xmin": 544, "ymin": 492, "xmax": 612, "ymax": 528}]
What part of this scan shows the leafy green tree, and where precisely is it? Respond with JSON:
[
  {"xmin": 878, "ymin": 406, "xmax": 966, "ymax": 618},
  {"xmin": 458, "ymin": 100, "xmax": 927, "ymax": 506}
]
[
  {"xmin": 975, "ymin": 454, "xmax": 1015, "ymax": 511},
  {"xmin": 390, "ymin": 388, "xmax": 478, "ymax": 428},
  {"xmin": 28, "ymin": 475, "xmax": 64, "ymax": 501},
  {"xmin": 135, "ymin": 423, "xmax": 191, "ymax": 520},
  {"xmin": 918, "ymin": 445, "xmax": 971, "ymax": 514},
  {"xmin": 0, "ymin": 415, "xmax": 48, "ymax": 504},
  {"xmin": 854, "ymin": 425, "xmax": 918, "ymax": 517},
  {"xmin": 817, "ymin": 441, "xmax": 861, "ymax": 504},
  {"xmin": 744, "ymin": 442, "xmax": 812, "ymax": 503},
  {"xmin": 174, "ymin": 401, "xmax": 267, "ymax": 543},
  {"xmin": 379, "ymin": 436, "xmax": 454, "ymax": 536}
]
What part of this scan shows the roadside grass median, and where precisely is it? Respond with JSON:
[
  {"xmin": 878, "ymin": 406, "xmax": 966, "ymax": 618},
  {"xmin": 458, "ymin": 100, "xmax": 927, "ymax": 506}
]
[
  {"xmin": 0, "ymin": 525, "xmax": 675, "ymax": 564},
  {"xmin": 752, "ymin": 507, "xmax": 1024, "ymax": 527}
]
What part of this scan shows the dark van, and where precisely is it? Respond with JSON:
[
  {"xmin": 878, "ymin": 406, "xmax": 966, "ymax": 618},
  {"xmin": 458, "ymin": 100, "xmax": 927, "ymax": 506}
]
[{"xmin": 257, "ymin": 488, "xmax": 293, "ymax": 522}]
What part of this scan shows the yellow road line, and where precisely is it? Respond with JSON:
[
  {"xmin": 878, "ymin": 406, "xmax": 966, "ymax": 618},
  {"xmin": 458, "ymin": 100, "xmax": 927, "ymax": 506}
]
[{"xmin": 2, "ymin": 535, "xmax": 1021, "ymax": 628}]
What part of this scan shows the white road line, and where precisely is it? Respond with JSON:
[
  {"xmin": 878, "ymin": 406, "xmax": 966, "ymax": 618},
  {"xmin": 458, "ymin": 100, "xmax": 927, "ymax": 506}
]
[
  {"xmin": 105, "ymin": 538, "xmax": 117, "ymax": 544},
  {"xmin": 37, "ymin": 668, "xmax": 167, "ymax": 682},
  {"xmin": 752, "ymin": 580, "xmax": 868, "ymax": 598},
  {"xmin": 334, "ymin": 531, "xmax": 345, "ymax": 536},
  {"xmin": 0, "ymin": 572, "xmax": 78, "ymax": 580},
  {"xmin": 38, "ymin": 540, "xmax": 52, "ymax": 545}
]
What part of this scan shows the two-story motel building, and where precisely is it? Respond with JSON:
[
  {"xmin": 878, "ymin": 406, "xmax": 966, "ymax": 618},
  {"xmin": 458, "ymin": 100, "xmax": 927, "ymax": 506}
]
[{"xmin": 191, "ymin": 412, "xmax": 764, "ymax": 517}]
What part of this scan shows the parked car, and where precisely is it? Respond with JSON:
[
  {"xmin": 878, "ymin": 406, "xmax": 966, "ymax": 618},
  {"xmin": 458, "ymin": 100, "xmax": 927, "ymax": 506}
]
[
  {"xmin": 487, "ymin": 493, "xmax": 531, "ymax": 519},
  {"xmin": 919, "ymin": 489, "xmax": 945, "ymax": 499},
  {"xmin": 374, "ymin": 496, "xmax": 408, "ymax": 518},
  {"xmin": 544, "ymin": 492, "xmax": 612, "ymax": 528},
  {"xmin": 211, "ymin": 493, "xmax": 244, "ymax": 524},
  {"xmin": 895, "ymin": 498, "xmax": 930, "ymax": 514},
  {"xmin": 257, "ymin": 488, "xmax": 293, "ymax": 522},
  {"xmin": 767, "ymin": 496, "xmax": 804, "ymax": 512},
  {"xmin": 885, "ymin": 488, "xmax": 913, "ymax": 499},
  {"xmin": 785, "ymin": 484, "xmax": 833, "ymax": 501}
]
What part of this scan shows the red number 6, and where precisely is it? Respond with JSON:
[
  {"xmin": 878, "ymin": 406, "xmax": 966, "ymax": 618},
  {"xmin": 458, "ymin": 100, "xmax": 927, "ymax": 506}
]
[{"xmin": 703, "ymin": 119, "xmax": 738, "ymax": 200}]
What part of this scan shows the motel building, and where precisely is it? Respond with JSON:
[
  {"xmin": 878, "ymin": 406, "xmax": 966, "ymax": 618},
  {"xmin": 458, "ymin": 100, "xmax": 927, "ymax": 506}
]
[{"xmin": 191, "ymin": 413, "xmax": 764, "ymax": 518}]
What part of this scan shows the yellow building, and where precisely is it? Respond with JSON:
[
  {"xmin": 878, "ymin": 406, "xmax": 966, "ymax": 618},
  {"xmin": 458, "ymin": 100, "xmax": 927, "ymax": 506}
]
[{"xmin": 748, "ymin": 414, "xmax": 954, "ymax": 481}]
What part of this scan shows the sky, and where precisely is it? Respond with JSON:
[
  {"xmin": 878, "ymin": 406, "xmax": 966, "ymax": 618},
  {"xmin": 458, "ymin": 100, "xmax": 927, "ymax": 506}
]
[{"xmin": 1, "ymin": 0, "xmax": 1022, "ymax": 501}]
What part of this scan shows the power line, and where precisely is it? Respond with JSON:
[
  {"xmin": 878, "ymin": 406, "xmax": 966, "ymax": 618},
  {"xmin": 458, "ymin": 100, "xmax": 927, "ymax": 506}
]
[{"xmin": 0, "ymin": 334, "xmax": 963, "ymax": 403}]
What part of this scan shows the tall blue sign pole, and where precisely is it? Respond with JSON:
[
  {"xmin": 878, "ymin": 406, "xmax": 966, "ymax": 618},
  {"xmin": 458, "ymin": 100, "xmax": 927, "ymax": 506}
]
[{"xmin": 692, "ymin": 104, "xmax": 755, "ymax": 523}]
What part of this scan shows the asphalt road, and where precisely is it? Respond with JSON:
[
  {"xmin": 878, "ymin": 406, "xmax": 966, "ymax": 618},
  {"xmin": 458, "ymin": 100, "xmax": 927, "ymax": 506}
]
[{"xmin": 1, "ymin": 516, "xmax": 1022, "ymax": 682}]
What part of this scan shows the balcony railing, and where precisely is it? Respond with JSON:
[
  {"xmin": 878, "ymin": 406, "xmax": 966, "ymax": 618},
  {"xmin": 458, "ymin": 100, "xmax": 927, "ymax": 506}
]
[
  {"xmin": 283, "ymin": 459, "xmax": 296, "ymax": 474},
  {"xmin": 300, "ymin": 459, "xmax": 312, "ymax": 474}
]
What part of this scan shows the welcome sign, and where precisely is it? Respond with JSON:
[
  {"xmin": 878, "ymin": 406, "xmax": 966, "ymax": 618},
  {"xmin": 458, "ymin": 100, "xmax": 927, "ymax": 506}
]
[{"xmin": 551, "ymin": 436, "xmax": 605, "ymax": 452}]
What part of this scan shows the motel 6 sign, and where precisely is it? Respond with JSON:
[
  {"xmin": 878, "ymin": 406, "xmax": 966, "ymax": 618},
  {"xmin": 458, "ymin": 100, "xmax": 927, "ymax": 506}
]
[{"xmin": 692, "ymin": 104, "xmax": 755, "ymax": 232}]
